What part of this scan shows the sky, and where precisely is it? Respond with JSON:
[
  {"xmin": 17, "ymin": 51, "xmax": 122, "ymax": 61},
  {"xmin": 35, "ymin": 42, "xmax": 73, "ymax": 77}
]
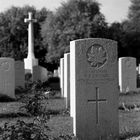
[{"xmin": 0, "ymin": 0, "xmax": 131, "ymax": 23}]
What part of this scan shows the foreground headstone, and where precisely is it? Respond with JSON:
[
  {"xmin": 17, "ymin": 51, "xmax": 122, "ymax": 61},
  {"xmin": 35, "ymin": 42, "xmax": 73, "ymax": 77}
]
[
  {"xmin": 60, "ymin": 58, "xmax": 64, "ymax": 97},
  {"xmin": 0, "ymin": 58, "xmax": 15, "ymax": 98},
  {"xmin": 64, "ymin": 53, "xmax": 70, "ymax": 108},
  {"xmin": 33, "ymin": 66, "xmax": 48, "ymax": 82},
  {"xmin": 119, "ymin": 57, "xmax": 136, "ymax": 92},
  {"xmin": 15, "ymin": 61, "xmax": 25, "ymax": 88},
  {"xmin": 70, "ymin": 38, "xmax": 119, "ymax": 140}
]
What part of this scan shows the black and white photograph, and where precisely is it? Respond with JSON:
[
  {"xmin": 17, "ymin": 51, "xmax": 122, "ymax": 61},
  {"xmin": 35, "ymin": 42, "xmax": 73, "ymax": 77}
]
[{"xmin": 0, "ymin": 0, "xmax": 138, "ymax": 139}]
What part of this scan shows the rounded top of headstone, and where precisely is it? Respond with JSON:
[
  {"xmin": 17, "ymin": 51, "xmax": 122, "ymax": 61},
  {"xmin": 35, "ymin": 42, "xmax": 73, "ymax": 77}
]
[
  {"xmin": 0, "ymin": 57, "xmax": 14, "ymax": 61},
  {"xmin": 70, "ymin": 38, "xmax": 117, "ymax": 44},
  {"xmin": 119, "ymin": 57, "xmax": 136, "ymax": 60},
  {"xmin": 64, "ymin": 53, "xmax": 70, "ymax": 56}
]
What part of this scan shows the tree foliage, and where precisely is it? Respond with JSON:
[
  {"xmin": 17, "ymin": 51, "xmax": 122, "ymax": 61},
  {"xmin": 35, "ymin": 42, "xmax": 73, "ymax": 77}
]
[
  {"xmin": 41, "ymin": 0, "xmax": 108, "ymax": 62},
  {"xmin": 117, "ymin": 0, "xmax": 140, "ymax": 63},
  {"xmin": 0, "ymin": 6, "xmax": 49, "ymax": 62},
  {"xmin": 128, "ymin": 0, "xmax": 140, "ymax": 31}
]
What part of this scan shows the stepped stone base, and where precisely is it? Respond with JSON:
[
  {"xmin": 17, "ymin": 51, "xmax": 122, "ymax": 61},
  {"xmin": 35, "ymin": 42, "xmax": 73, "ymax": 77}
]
[{"xmin": 24, "ymin": 58, "xmax": 38, "ymax": 74}]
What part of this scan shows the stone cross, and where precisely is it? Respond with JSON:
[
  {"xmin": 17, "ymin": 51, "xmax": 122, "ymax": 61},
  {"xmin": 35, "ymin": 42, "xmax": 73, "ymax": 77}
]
[
  {"xmin": 88, "ymin": 87, "xmax": 107, "ymax": 124},
  {"xmin": 24, "ymin": 12, "xmax": 37, "ymax": 59}
]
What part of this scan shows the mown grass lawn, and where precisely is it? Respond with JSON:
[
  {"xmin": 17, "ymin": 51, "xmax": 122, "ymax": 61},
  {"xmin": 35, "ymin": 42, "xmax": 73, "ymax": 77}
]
[{"xmin": 0, "ymin": 92, "xmax": 140, "ymax": 139}]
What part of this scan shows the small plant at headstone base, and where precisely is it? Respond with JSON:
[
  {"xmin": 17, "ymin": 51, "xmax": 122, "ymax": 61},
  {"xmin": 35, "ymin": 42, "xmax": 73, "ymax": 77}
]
[
  {"xmin": 53, "ymin": 134, "xmax": 73, "ymax": 140},
  {"xmin": 20, "ymin": 91, "xmax": 47, "ymax": 116},
  {"xmin": 0, "ymin": 114, "xmax": 50, "ymax": 140},
  {"xmin": 20, "ymin": 80, "xmax": 53, "ymax": 116}
]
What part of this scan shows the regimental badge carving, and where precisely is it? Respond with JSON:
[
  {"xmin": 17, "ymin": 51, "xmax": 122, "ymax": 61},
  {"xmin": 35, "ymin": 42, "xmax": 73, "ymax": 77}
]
[{"xmin": 86, "ymin": 44, "xmax": 107, "ymax": 69}]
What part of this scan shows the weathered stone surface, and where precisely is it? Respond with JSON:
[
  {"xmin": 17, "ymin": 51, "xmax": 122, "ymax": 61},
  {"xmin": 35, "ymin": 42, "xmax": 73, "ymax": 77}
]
[
  {"xmin": 119, "ymin": 57, "xmax": 136, "ymax": 92},
  {"xmin": 33, "ymin": 66, "xmax": 48, "ymax": 82},
  {"xmin": 70, "ymin": 38, "xmax": 119, "ymax": 140},
  {"xmin": 53, "ymin": 69, "xmax": 59, "ymax": 77},
  {"xmin": 60, "ymin": 58, "xmax": 64, "ymax": 97},
  {"xmin": 64, "ymin": 53, "xmax": 70, "ymax": 108},
  {"xmin": 15, "ymin": 61, "xmax": 25, "ymax": 88},
  {"xmin": 0, "ymin": 58, "xmax": 15, "ymax": 98}
]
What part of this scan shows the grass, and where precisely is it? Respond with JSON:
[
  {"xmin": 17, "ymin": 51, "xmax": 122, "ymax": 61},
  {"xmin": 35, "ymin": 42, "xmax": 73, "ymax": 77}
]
[{"xmin": 0, "ymin": 91, "xmax": 140, "ymax": 139}]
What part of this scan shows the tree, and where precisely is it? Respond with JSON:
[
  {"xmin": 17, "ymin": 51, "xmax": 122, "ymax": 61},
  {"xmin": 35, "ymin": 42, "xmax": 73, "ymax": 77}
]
[
  {"xmin": 41, "ymin": 0, "xmax": 108, "ymax": 63},
  {"xmin": 119, "ymin": 0, "xmax": 140, "ymax": 63},
  {"xmin": 0, "ymin": 6, "xmax": 49, "ymax": 63},
  {"xmin": 127, "ymin": 0, "xmax": 140, "ymax": 31}
]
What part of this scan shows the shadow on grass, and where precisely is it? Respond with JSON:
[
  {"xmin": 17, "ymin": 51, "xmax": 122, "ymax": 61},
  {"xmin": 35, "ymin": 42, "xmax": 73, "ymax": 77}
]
[
  {"xmin": 120, "ymin": 90, "xmax": 140, "ymax": 96},
  {"xmin": 46, "ymin": 108, "xmax": 70, "ymax": 117},
  {"xmin": 120, "ymin": 131, "xmax": 140, "ymax": 140},
  {"xmin": 0, "ymin": 112, "xmax": 30, "ymax": 118},
  {"xmin": 0, "ymin": 94, "xmax": 16, "ymax": 102}
]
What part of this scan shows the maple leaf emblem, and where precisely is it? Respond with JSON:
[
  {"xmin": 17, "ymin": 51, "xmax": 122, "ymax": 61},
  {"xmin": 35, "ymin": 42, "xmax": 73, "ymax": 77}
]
[{"xmin": 87, "ymin": 44, "xmax": 107, "ymax": 68}]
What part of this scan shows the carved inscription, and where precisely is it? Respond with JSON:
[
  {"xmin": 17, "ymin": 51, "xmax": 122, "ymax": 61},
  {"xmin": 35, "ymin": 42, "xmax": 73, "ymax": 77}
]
[
  {"xmin": 0, "ymin": 61, "xmax": 10, "ymax": 71},
  {"xmin": 88, "ymin": 87, "xmax": 107, "ymax": 124},
  {"xmin": 125, "ymin": 59, "xmax": 132, "ymax": 68},
  {"xmin": 86, "ymin": 44, "xmax": 107, "ymax": 69},
  {"xmin": 78, "ymin": 69, "xmax": 115, "ymax": 84}
]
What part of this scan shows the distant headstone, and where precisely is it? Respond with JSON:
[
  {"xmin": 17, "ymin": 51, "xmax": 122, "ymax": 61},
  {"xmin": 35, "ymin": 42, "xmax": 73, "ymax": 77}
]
[
  {"xmin": 119, "ymin": 57, "xmax": 136, "ymax": 92},
  {"xmin": 58, "ymin": 67, "xmax": 61, "ymax": 78},
  {"xmin": 60, "ymin": 58, "xmax": 64, "ymax": 97},
  {"xmin": 139, "ymin": 64, "xmax": 140, "ymax": 75},
  {"xmin": 64, "ymin": 53, "xmax": 70, "ymax": 108},
  {"xmin": 53, "ymin": 69, "xmax": 59, "ymax": 77},
  {"xmin": 70, "ymin": 38, "xmax": 119, "ymax": 140},
  {"xmin": 15, "ymin": 61, "xmax": 25, "ymax": 88},
  {"xmin": 0, "ymin": 58, "xmax": 15, "ymax": 98},
  {"xmin": 33, "ymin": 66, "xmax": 48, "ymax": 82}
]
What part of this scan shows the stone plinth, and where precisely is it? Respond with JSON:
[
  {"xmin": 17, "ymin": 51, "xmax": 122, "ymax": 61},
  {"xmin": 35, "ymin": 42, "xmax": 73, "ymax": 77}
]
[{"xmin": 24, "ymin": 58, "xmax": 38, "ymax": 73}]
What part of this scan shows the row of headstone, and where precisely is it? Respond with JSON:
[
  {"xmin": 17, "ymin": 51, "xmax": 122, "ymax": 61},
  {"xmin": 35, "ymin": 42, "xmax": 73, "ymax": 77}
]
[
  {"xmin": 60, "ymin": 38, "xmax": 119, "ymax": 139},
  {"xmin": 61, "ymin": 56, "xmax": 137, "ymax": 98},
  {"xmin": 0, "ymin": 58, "xmax": 48, "ymax": 99}
]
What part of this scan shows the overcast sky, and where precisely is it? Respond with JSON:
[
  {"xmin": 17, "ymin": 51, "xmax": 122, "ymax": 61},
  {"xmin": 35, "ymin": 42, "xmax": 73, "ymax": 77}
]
[{"xmin": 0, "ymin": 0, "xmax": 131, "ymax": 23}]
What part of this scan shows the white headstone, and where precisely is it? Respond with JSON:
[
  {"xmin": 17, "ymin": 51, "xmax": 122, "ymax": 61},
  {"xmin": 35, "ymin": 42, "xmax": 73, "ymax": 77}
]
[
  {"xmin": 33, "ymin": 66, "xmax": 48, "ymax": 82},
  {"xmin": 64, "ymin": 53, "xmax": 70, "ymax": 108},
  {"xmin": 60, "ymin": 58, "xmax": 64, "ymax": 97},
  {"xmin": 70, "ymin": 38, "xmax": 119, "ymax": 140},
  {"xmin": 58, "ymin": 67, "xmax": 61, "ymax": 78},
  {"xmin": 24, "ymin": 12, "xmax": 38, "ymax": 73},
  {"xmin": 0, "ymin": 58, "xmax": 15, "ymax": 98},
  {"xmin": 53, "ymin": 69, "xmax": 59, "ymax": 77},
  {"xmin": 15, "ymin": 61, "xmax": 25, "ymax": 88},
  {"xmin": 119, "ymin": 57, "xmax": 136, "ymax": 93}
]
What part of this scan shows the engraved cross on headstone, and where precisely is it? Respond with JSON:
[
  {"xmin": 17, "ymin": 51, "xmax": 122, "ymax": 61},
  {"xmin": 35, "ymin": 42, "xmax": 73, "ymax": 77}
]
[
  {"xmin": 88, "ymin": 87, "xmax": 107, "ymax": 124},
  {"xmin": 24, "ymin": 12, "xmax": 37, "ymax": 59}
]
